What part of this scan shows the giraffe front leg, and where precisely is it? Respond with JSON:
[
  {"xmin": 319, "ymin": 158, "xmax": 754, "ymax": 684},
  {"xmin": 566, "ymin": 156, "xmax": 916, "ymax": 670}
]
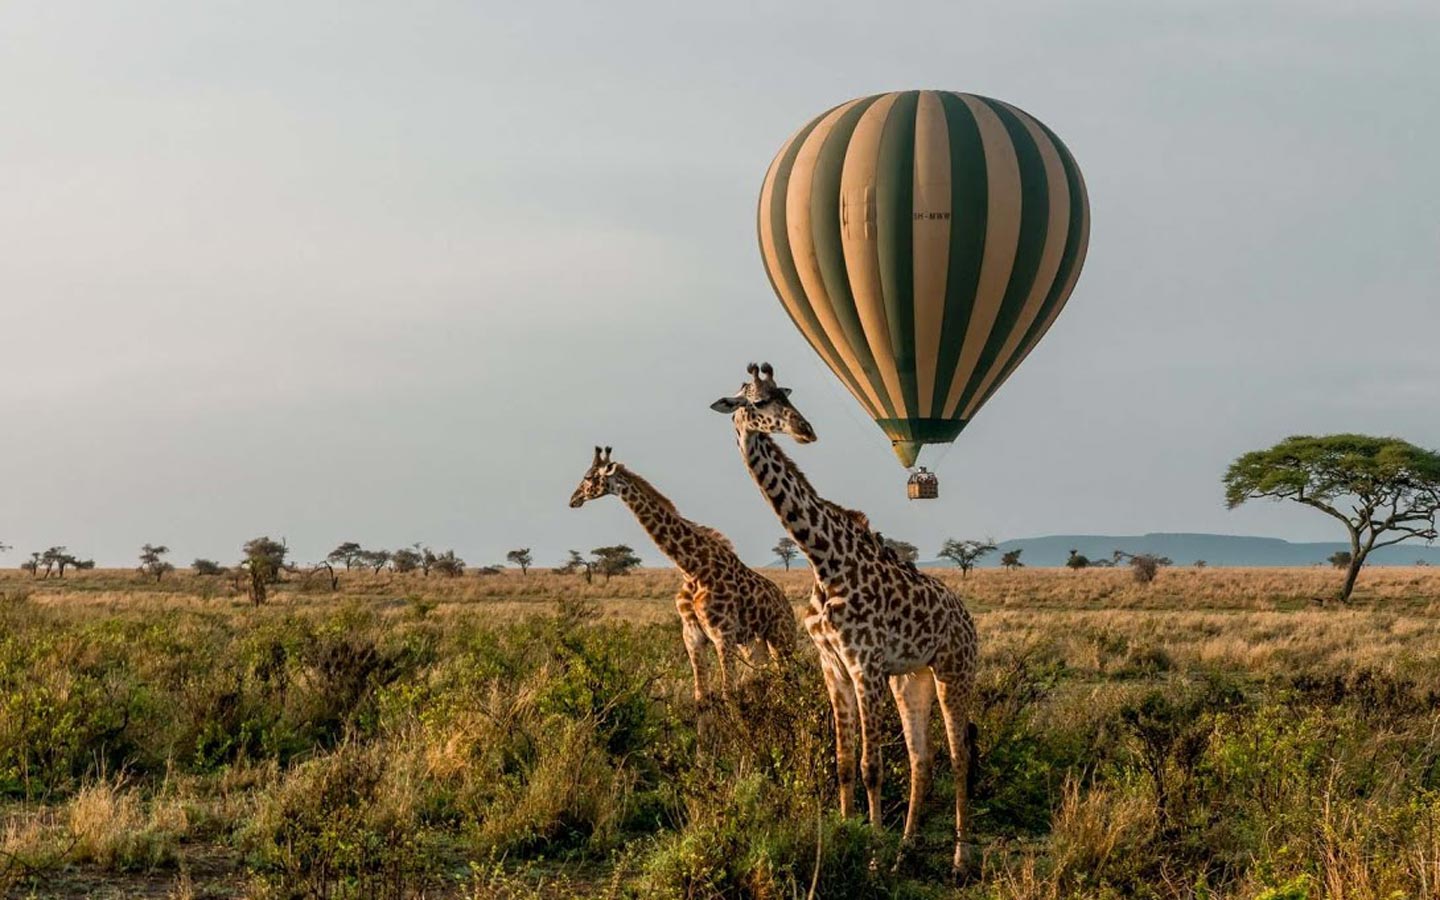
[
  {"xmin": 676, "ymin": 583, "xmax": 709, "ymax": 702},
  {"xmin": 889, "ymin": 668, "xmax": 937, "ymax": 871},
  {"xmin": 850, "ymin": 663, "xmax": 886, "ymax": 831},
  {"xmin": 713, "ymin": 637, "xmax": 736, "ymax": 700},
  {"xmin": 807, "ymin": 608, "xmax": 858, "ymax": 817}
]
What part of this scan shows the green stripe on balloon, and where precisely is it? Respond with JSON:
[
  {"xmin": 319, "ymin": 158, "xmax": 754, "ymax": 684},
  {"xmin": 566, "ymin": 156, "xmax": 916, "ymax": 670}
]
[
  {"xmin": 952, "ymin": 95, "xmax": 1051, "ymax": 418},
  {"xmin": 929, "ymin": 92, "xmax": 988, "ymax": 419},
  {"xmin": 875, "ymin": 90, "xmax": 920, "ymax": 420},
  {"xmin": 975, "ymin": 123, "xmax": 1088, "ymax": 412},
  {"xmin": 808, "ymin": 94, "xmax": 897, "ymax": 421}
]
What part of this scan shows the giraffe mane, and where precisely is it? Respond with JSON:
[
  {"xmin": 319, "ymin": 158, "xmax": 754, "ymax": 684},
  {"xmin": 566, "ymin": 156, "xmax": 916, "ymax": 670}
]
[
  {"xmin": 611, "ymin": 465, "xmax": 678, "ymax": 514},
  {"xmin": 762, "ymin": 434, "xmax": 872, "ymax": 535},
  {"xmin": 614, "ymin": 465, "xmax": 739, "ymax": 551}
]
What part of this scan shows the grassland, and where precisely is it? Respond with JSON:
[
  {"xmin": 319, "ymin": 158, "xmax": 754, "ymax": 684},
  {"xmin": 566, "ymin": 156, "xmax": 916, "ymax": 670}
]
[{"xmin": 2, "ymin": 566, "xmax": 1439, "ymax": 899}]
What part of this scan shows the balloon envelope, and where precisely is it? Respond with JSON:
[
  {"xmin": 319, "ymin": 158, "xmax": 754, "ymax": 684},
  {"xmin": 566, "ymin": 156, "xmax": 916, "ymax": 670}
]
[{"xmin": 758, "ymin": 90, "xmax": 1090, "ymax": 467}]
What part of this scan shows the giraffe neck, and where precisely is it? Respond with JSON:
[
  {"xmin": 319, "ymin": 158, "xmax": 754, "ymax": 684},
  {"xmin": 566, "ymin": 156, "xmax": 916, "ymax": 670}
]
[
  {"xmin": 609, "ymin": 470, "xmax": 715, "ymax": 576},
  {"xmin": 737, "ymin": 428, "xmax": 849, "ymax": 579}
]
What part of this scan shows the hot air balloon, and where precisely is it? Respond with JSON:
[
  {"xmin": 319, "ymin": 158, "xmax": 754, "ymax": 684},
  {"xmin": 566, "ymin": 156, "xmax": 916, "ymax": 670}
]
[{"xmin": 757, "ymin": 90, "xmax": 1090, "ymax": 496}]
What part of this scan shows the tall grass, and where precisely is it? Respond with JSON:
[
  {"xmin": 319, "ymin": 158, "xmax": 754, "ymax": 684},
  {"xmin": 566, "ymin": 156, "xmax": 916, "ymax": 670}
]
[{"xmin": 1, "ymin": 567, "xmax": 1438, "ymax": 898}]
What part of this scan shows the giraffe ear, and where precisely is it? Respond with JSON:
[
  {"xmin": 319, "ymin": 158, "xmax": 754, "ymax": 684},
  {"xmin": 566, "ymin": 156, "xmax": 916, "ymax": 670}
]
[
  {"xmin": 710, "ymin": 396, "xmax": 748, "ymax": 414},
  {"xmin": 779, "ymin": 387, "xmax": 793, "ymax": 397},
  {"xmin": 602, "ymin": 462, "xmax": 619, "ymax": 476}
]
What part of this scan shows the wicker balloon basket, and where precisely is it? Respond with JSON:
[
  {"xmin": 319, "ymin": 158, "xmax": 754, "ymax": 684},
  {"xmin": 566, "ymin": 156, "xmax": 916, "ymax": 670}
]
[{"xmin": 906, "ymin": 467, "xmax": 939, "ymax": 500}]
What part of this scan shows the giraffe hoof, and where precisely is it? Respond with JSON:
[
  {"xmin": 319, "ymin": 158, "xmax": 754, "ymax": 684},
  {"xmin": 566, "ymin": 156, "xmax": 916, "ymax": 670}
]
[{"xmin": 950, "ymin": 842, "xmax": 981, "ymax": 883}]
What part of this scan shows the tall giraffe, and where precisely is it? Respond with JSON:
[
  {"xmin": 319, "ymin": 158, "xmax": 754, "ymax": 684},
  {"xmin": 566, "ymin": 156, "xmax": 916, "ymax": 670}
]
[
  {"xmin": 711, "ymin": 364, "xmax": 980, "ymax": 875},
  {"xmin": 570, "ymin": 446, "xmax": 795, "ymax": 699}
]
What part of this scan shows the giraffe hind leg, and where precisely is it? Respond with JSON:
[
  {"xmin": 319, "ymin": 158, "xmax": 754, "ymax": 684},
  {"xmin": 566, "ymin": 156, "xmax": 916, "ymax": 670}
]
[
  {"xmin": 889, "ymin": 667, "xmax": 937, "ymax": 868},
  {"xmin": 936, "ymin": 676, "xmax": 976, "ymax": 878}
]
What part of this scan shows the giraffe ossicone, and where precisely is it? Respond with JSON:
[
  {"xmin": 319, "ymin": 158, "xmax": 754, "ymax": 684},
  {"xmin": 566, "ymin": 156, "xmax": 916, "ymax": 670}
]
[{"xmin": 712, "ymin": 362, "xmax": 981, "ymax": 877}]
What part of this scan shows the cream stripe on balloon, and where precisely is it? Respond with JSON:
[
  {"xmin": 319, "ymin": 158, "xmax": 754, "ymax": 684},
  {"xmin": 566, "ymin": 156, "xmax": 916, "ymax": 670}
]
[
  {"xmin": 759, "ymin": 122, "xmax": 878, "ymax": 418},
  {"xmin": 784, "ymin": 98, "xmax": 889, "ymax": 418},
  {"xmin": 941, "ymin": 93, "xmax": 1022, "ymax": 419},
  {"xmin": 911, "ymin": 90, "xmax": 952, "ymax": 418},
  {"xmin": 838, "ymin": 92, "xmax": 907, "ymax": 418}
]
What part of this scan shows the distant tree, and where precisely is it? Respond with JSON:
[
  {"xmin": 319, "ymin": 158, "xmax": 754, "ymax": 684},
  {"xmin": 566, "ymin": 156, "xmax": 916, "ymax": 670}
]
[
  {"xmin": 310, "ymin": 560, "xmax": 339, "ymax": 591},
  {"xmin": 938, "ymin": 538, "xmax": 996, "ymax": 578},
  {"xmin": 560, "ymin": 550, "xmax": 594, "ymax": 583},
  {"xmin": 327, "ymin": 542, "xmax": 363, "ymax": 571},
  {"xmin": 356, "ymin": 549, "xmax": 391, "ymax": 575},
  {"xmin": 41, "ymin": 547, "xmax": 87, "ymax": 578},
  {"xmin": 883, "ymin": 538, "xmax": 920, "ymax": 565},
  {"xmin": 419, "ymin": 546, "xmax": 436, "ymax": 576},
  {"xmin": 1066, "ymin": 549, "xmax": 1090, "ymax": 571},
  {"xmin": 773, "ymin": 537, "xmax": 800, "ymax": 571},
  {"xmin": 1000, "ymin": 549, "xmax": 1024, "ymax": 570},
  {"xmin": 192, "ymin": 558, "xmax": 226, "ymax": 576},
  {"xmin": 476, "ymin": 564, "xmax": 503, "ymax": 576},
  {"xmin": 592, "ymin": 545, "xmax": 642, "ymax": 582},
  {"xmin": 1113, "ymin": 551, "xmax": 1171, "ymax": 585},
  {"xmin": 1225, "ymin": 434, "xmax": 1440, "ymax": 603},
  {"xmin": 506, "ymin": 548, "xmax": 534, "ymax": 576},
  {"xmin": 1194, "ymin": 560, "xmax": 1208, "ymax": 568},
  {"xmin": 21, "ymin": 552, "xmax": 41, "ymax": 576},
  {"xmin": 431, "ymin": 550, "xmax": 466, "ymax": 578},
  {"xmin": 138, "ymin": 544, "xmax": 174, "ymax": 582},
  {"xmin": 0, "ymin": 541, "xmax": 9, "ymax": 554},
  {"xmin": 1327, "ymin": 550, "xmax": 1352, "ymax": 570},
  {"xmin": 1418, "ymin": 559, "xmax": 1431, "ymax": 567},
  {"xmin": 242, "ymin": 536, "xmax": 289, "ymax": 605},
  {"xmin": 391, "ymin": 547, "xmax": 422, "ymax": 574}
]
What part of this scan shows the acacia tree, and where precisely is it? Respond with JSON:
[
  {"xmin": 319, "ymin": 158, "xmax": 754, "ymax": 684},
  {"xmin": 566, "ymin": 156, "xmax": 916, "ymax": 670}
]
[
  {"xmin": 592, "ymin": 545, "xmax": 641, "ymax": 582},
  {"xmin": 357, "ymin": 549, "xmax": 391, "ymax": 574},
  {"xmin": 883, "ymin": 538, "xmax": 920, "ymax": 564},
  {"xmin": 431, "ymin": 550, "xmax": 466, "ymax": 577},
  {"xmin": 560, "ymin": 550, "xmax": 594, "ymax": 583},
  {"xmin": 138, "ymin": 544, "xmax": 174, "ymax": 582},
  {"xmin": 327, "ymin": 542, "xmax": 363, "ymax": 571},
  {"xmin": 1327, "ymin": 550, "xmax": 1352, "ymax": 570},
  {"xmin": 1225, "ymin": 435, "xmax": 1440, "ymax": 602},
  {"xmin": 193, "ymin": 559, "xmax": 227, "ymax": 576},
  {"xmin": 1066, "ymin": 549, "xmax": 1090, "ymax": 571},
  {"xmin": 773, "ymin": 537, "xmax": 800, "ymax": 571},
  {"xmin": 1001, "ymin": 549, "xmax": 1024, "ymax": 570},
  {"xmin": 506, "ymin": 548, "xmax": 533, "ymax": 576},
  {"xmin": 242, "ymin": 536, "xmax": 289, "ymax": 605},
  {"xmin": 938, "ymin": 538, "xmax": 996, "ymax": 578},
  {"xmin": 391, "ymin": 547, "xmax": 423, "ymax": 574}
]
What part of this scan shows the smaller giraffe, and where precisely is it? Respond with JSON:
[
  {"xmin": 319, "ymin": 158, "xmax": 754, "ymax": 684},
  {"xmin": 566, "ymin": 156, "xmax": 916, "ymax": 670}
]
[{"xmin": 570, "ymin": 446, "xmax": 795, "ymax": 699}]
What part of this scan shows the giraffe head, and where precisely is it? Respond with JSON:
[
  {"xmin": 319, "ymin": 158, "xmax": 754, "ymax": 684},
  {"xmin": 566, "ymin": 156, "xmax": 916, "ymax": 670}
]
[
  {"xmin": 569, "ymin": 445, "xmax": 619, "ymax": 508},
  {"xmin": 710, "ymin": 362, "xmax": 817, "ymax": 443}
]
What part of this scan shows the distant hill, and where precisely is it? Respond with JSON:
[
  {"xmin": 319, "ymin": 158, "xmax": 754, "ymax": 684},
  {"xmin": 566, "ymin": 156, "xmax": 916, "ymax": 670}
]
[{"xmin": 922, "ymin": 533, "xmax": 1440, "ymax": 568}]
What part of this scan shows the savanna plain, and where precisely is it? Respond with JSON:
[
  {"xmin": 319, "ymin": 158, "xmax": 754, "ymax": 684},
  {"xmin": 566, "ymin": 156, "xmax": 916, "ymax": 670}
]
[{"xmin": 3, "ymin": 565, "xmax": 1439, "ymax": 900}]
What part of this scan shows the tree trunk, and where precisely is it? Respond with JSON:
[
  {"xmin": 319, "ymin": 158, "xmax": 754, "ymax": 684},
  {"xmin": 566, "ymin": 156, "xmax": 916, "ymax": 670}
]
[{"xmin": 1339, "ymin": 540, "xmax": 1367, "ymax": 603}]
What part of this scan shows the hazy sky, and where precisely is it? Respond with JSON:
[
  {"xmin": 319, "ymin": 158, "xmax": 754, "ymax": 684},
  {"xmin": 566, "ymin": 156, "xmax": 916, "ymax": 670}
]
[{"xmin": 3, "ymin": 2, "xmax": 1437, "ymax": 568}]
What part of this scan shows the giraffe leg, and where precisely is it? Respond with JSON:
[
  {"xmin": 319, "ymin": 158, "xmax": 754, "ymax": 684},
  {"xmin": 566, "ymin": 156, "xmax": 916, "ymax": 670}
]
[
  {"xmin": 936, "ymin": 676, "xmax": 976, "ymax": 878},
  {"xmin": 850, "ymin": 664, "xmax": 886, "ymax": 830},
  {"xmin": 676, "ymin": 584, "xmax": 709, "ymax": 702},
  {"xmin": 889, "ymin": 667, "xmax": 937, "ymax": 866},
  {"xmin": 713, "ymin": 638, "xmax": 736, "ymax": 700},
  {"xmin": 807, "ymin": 607, "xmax": 858, "ymax": 817}
]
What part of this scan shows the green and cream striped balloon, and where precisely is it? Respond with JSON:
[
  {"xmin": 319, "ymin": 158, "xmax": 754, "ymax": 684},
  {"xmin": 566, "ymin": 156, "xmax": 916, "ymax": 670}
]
[{"xmin": 758, "ymin": 90, "xmax": 1090, "ymax": 468}]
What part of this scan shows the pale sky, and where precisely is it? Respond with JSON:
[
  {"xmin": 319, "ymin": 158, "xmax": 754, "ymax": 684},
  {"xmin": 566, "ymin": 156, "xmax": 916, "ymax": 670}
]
[{"xmin": 3, "ymin": 1, "xmax": 1437, "ymax": 568}]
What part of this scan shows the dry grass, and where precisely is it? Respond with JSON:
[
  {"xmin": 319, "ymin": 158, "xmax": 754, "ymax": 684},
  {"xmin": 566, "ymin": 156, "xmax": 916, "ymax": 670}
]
[{"xmin": 2, "ymin": 565, "xmax": 1439, "ymax": 898}]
